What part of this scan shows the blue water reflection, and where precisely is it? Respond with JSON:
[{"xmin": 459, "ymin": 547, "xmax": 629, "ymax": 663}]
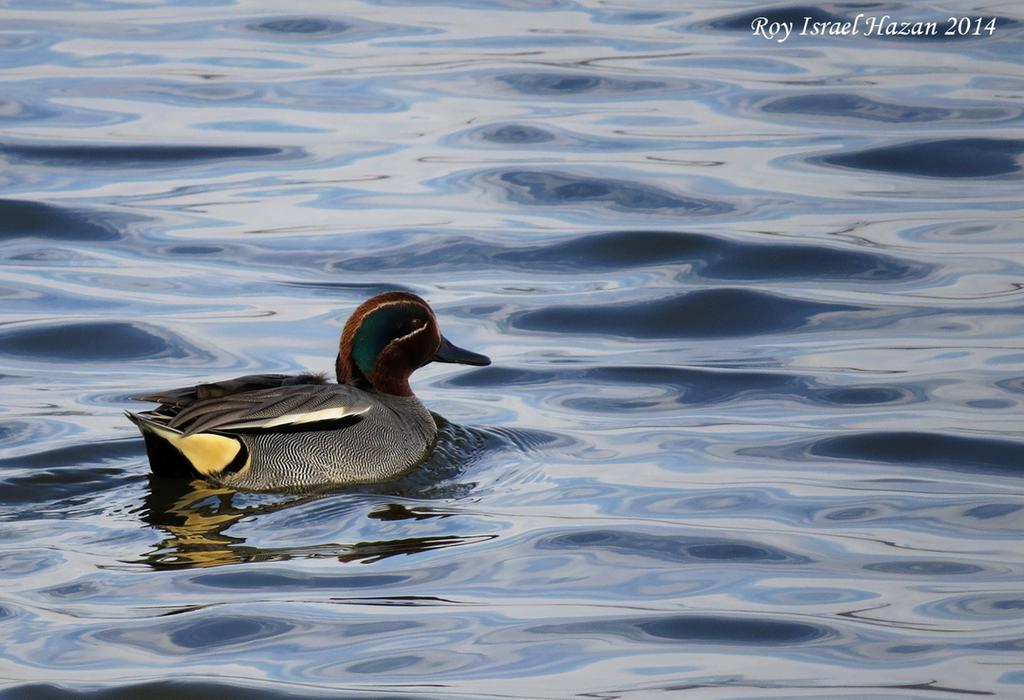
[{"xmin": 1, "ymin": 0, "xmax": 1023, "ymax": 698}]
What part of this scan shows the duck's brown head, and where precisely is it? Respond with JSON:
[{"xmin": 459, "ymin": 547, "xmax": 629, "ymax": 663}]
[{"xmin": 336, "ymin": 291, "xmax": 490, "ymax": 396}]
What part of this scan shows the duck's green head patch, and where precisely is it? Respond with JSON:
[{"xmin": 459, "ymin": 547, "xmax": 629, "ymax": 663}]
[{"xmin": 351, "ymin": 301, "xmax": 432, "ymax": 380}]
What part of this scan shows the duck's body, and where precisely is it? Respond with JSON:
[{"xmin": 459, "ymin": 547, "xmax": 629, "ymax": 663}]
[
  {"xmin": 126, "ymin": 292, "xmax": 489, "ymax": 491},
  {"xmin": 127, "ymin": 378, "xmax": 438, "ymax": 490}
]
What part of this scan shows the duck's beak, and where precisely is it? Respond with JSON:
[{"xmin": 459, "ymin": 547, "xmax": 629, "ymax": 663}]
[{"xmin": 432, "ymin": 336, "xmax": 490, "ymax": 366}]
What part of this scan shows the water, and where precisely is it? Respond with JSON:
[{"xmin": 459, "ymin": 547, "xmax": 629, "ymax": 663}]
[{"xmin": 1, "ymin": 1, "xmax": 1023, "ymax": 697}]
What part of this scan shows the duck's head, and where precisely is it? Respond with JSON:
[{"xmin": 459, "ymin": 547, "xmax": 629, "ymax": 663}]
[{"xmin": 335, "ymin": 291, "xmax": 490, "ymax": 396}]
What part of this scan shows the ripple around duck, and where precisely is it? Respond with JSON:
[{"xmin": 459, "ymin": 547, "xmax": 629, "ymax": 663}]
[
  {"xmin": 101, "ymin": 613, "xmax": 297, "ymax": 651},
  {"xmin": 903, "ymin": 220, "xmax": 1024, "ymax": 245},
  {"xmin": 1, "ymin": 464, "xmax": 130, "ymax": 507},
  {"xmin": 0, "ymin": 199, "xmax": 123, "ymax": 242},
  {"xmin": 996, "ymin": 376, "xmax": 1024, "ymax": 394},
  {"xmin": 509, "ymin": 289, "xmax": 868, "ymax": 339},
  {"xmin": 188, "ymin": 569, "xmax": 411, "ymax": 591},
  {"xmin": 0, "ymin": 417, "xmax": 90, "ymax": 455},
  {"xmin": 816, "ymin": 138, "xmax": 1024, "ymax": 178},
  {"xmin": 0, "ymin": 438, "xmax": 140, "ymax": 507},
  {"xmin": 0, "ymin": 143, "xmax": 292, "ymax": 168},
  {"xmin": 281, "ymin": 280, "xmax": 421, "ymax": 297},
  {"xmin": 963, "ymin": 503, "xmax": 1023, "ymax": 520},
  {"xmin": 453, "ymin": 121, "xmax": 668, "ymax": 152},
  {"xmin": 469, "ymin": 123, "xmax": 557, "ymax": 144},
  {"xmin": 162, "ymin": 245, "xmax": 225, "ymax": 256},
  {"xmin": 361, "ymin": 420, "xmax": 566, "ymax": 500},
  {"xmin": 0, "ymin": 549, "xmax": 63, "ymax": 577},
  {"xmin": 332, "ymin": 230, "xmax": 927, "ymax": 281},
  {"xmin": 70, "ymin": 77, "xmax": 407, "ymax": 114},
  {"xmin": 918, "ymin": 593, "xmax": 1024, "ymax": 621},
  {"xmin": 442, "ymin": 365, "xmax": 922, "ymax": 410},
  {"xmin": 812, "ymin": 432, "xmax": 1024, "ymax": 477},
  {"xmin": 495, "ymin": 72, "xmax": 666, "ymax": 96},
  {"xmin": 0, "ymin": 321, "xmax": 208, "ymax": 363},
  {"xmin": 493, "ymin": 171, "xmax": 732, "ymax": 215},
  {"xmin": 743, "ymin": 431, "xmax": 1024, "ymax": 477},
  {"xmin": 536, "ymin": 529, "xmax": 811, "ymax": 565},
  {"xmin": 236, "ymin": 14, "xmax": 421, "ymax": 44},
  {"xmin": 0, "ymin": 681, "xmax": 376, "ymax": 700},
  {"xmin": 245, "ymin": 16, "xmax": 353, "ymax": 38},
  {"xmin": 532, "ymin": 230, "xmax": 924, "ymax": 280},
  {"xmin": 0, "ymin": 95, "xmax": 59, "ymax": 124},
  {"xmin": 758, "ymin": 93, "xmax": 1017, "ymax": 124},
  {"xmin": 531, "ymin": 613, "xmax": 835, "ymax": 646},
  {"xmin": 863, "ymin": 560, "xmax": 985, "ymax": 576}
]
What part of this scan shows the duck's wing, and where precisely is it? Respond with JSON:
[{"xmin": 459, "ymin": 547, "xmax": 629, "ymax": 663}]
[
  {"xmin": 135, "ymin": 372, "xmax": 327, "ymax": 408},
  {"xmin": 164, "ymin": 383, "xmax": 373, "ymax": 436}
]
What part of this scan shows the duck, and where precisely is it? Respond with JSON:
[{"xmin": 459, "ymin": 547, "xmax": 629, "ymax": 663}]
[{"xmin": 126, "ymin": 291, "xmax": 490, "ymax": 491}]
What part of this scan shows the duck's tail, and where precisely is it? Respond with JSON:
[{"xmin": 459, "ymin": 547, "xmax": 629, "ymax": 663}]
[{"xmin": 126, "ymin": 410, "xmax": 248, "ymax": 480}]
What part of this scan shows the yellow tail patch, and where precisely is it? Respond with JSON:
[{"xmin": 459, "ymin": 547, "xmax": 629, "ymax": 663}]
[{"xmin": 142, "ymin": 419, "xmax": 244, "ymax": 477}]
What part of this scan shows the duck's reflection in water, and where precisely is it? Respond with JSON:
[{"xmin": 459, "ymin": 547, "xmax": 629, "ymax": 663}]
[{"xmin": 138, "ymin": 476, "xmax": 492, "ymax": 570}]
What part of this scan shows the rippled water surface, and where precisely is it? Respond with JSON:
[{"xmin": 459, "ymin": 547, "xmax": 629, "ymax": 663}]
[{"xmin": 2, "ymin": 1, "xmax": 1024, "ymax": 698}]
